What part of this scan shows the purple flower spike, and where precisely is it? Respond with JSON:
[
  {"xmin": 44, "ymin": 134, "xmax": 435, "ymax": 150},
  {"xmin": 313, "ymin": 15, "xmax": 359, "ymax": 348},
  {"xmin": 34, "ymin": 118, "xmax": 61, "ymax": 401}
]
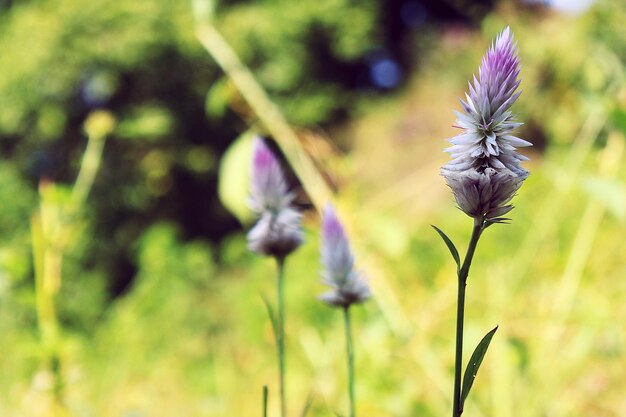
[
  {"xmin": 319, "ymin": 204, "xmax": 370, "ymax": 308},
  {"xmin": 247, "ymin": 137, "xmax": 302, "ymax": 258},
  {"xmin": 441, "ymin": 27, "xmax": 531, "ymax": 221},
  {"xmin": 445, "ymin": 27, "xmax": 531, "ymax": 176},
  {"xmin": 249, "ymin": 138, "xmax": 294, "ymax": 214}
]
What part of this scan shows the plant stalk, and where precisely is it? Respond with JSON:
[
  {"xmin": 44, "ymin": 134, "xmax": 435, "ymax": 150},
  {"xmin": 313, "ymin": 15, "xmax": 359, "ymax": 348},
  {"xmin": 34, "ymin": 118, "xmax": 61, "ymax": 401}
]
[
  {"xmin": 343, "ymin": 306, "xmax": 356, "ymax": 417},
  {"xmin": 452, "ymin": 217, "xmax": 483, "ymax": 417},
  {"xmin": 263, "ymin": 385, "xmax": 269, "ymax": 417},
  {"xmin": 276, "ymin": 257, "xmax": 287, "ymax": 417}
]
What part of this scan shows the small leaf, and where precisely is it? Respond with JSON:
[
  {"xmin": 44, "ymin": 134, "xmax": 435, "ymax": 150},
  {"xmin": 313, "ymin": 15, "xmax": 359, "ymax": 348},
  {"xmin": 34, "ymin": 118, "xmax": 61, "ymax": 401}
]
[
  {"xmin": 484, "ymin": 217, "xmax": 512, "ymax": 229},
  {"xmin": 260, "ymin": 293, "xmax": 278, "ymax": 345},
  {"xmin": 431, "ymin": 225, "xmax": 460, "ymax": 268},
  {"xmin": 460, "ymin": 325, "xmax": 498, "ymax": 411}
]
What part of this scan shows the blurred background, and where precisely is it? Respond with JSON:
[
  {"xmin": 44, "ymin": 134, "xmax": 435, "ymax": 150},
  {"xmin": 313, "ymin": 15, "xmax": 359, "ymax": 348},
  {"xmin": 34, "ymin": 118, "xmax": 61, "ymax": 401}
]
[{"xmin": 0, "ymin": 0, "xmax": 624, "ymax": 416}]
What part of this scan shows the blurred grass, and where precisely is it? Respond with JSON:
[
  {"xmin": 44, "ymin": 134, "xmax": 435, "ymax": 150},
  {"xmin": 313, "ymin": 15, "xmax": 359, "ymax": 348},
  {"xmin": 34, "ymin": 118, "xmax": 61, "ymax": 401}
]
[{"xmin": 0, "ymin": 1, "xmax": 625, "ymax": 417}]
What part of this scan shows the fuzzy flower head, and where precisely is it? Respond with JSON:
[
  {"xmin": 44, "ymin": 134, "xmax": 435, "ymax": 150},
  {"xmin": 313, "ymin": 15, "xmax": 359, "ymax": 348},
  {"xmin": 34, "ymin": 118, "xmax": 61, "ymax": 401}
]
[
  {"xmin": 247, "ymin": 206, "xmax": 303, "ymax": 258},
  {"xmin": 249, "ymin": 137, "xmax": 294, "ymax": 214},
  {"xmin": 444, "ymin": 27, "xmax": 531, "ymax": 177},
  {"xmin": 442, "ymin": 27, "xmax": 531, "ymax": 221},
  {"xmin": 319, "ymin": 204, "xmax": 370, "ymax": 308},
  {"xmin": 247, "ymin": 137, "xmax": 302, "ymax": 258},
  {"xmin": 442, "ymin": 168, "xmax": 523, "ymax": 220}
]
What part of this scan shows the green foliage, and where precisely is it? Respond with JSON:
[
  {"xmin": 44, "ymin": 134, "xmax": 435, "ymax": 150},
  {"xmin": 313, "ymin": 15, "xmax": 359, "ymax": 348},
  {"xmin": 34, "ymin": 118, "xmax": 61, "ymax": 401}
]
[
  {"xmin": 0, "ymin": 164, "xmax": 35, "ymax": 284},
  {"xmin": 0, "ymin": 1, "xmax": 195, "ymax": 137},
  {"xmin": 217, "ymin": 0, "xmax": 378, "ymax": 123},
  {"xmin": 0, "ymin": 0, "xmax": 384, "ymax": 323}
]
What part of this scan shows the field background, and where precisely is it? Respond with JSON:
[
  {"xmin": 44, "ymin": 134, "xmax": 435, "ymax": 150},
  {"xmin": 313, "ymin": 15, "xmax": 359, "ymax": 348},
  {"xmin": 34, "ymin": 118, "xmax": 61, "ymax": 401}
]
[{"xmin": 0, "ymin": 0, "xmax": 624, "ymax": 416}]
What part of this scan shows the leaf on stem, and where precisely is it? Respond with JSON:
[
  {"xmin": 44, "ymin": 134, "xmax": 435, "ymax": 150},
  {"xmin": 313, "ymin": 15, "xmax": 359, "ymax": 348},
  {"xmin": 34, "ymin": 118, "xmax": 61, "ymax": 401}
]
[
  {"xmin": 460, "ymin": 325, "xmax": 498, "ymax": 410},
  {"xmin": 431, "ymin": 225, "xmax": 461, "ymax": 269},
  {"xmin": 483, "ymin": 217, "xmax": 511, "ymax": 229},
  {"xmin": 260, "ymin": 293, "xmax": 278, "ymax": 345}
]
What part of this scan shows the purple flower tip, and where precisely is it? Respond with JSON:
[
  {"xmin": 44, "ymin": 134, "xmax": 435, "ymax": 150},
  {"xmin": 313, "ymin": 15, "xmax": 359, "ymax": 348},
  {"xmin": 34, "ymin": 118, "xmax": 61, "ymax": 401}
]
[
  {"xmin": 322, "ymin": 204, "xmax": 346, "ymax": 242},
  {"xmin": 252, "ymin": 138, "xmax": 279, "ymax": 178},
  {"xmin": 319, "ymin": 203, "xmax": 370, "ymax": 308},
  {"xmin": 249, "ymin": 137, "xmax": 292, "ymax": 214},
  {"xmin": 441, "ymin": 27, "xmax": 531, "ymax": 221}
]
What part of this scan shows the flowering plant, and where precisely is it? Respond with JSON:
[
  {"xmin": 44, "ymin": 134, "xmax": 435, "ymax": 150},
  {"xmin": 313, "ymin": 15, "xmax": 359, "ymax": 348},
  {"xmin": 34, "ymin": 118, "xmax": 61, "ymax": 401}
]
[
  {"xmin": 319, "ymin": 204, "xmax": 371, "ymax": 417},
  {"xmin": 248, "ymin": 137, "xmax": 303, "ymax": 417},
  {"xmin": 243, "ymin": 26, "xmax": 531, "ymax": 417},
  {"xmin": 435, "ymin": 27, "xmax": 531, "ymax": 417}
]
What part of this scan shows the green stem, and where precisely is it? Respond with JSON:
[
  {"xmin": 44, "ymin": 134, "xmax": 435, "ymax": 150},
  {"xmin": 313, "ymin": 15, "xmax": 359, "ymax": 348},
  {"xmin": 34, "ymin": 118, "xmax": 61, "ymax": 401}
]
[
  {"xmin": 452, "ymin": 217, "xmax": 484, "ymax": 417},
  {"xmin": 262, "ymin": 385, "xmax": 269, "ymax": 417},
  {"xmin": 276, "ymin": 257, "xmax": 286, "ymax": 417},
  {"xmin": 71, "ymin": 131, "xmax": 107, "ymax": 210},
  {"xmin": 31, "ymin": 213, "xmax": 64, "ymax": 413},
  {"xmin": 343, "ymin": 306, "xmax": 355, "ymax": 417}
]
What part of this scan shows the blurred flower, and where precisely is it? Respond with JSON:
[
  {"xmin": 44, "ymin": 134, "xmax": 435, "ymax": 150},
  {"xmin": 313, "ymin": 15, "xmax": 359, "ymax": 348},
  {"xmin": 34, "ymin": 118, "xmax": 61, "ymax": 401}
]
[
  {"xmin": 441, "ymin": 27, "xmax": 531, "ymax": 220},
  {"xmin": 247, "ymin": 138, "xmax": 303, "ymax": 258},
  {"xmin": 249, "ymin": 138, "xmax": 294, "ymax": 214},
  {"xmin": 319, "ymin": 204, "xmax": 370, "ymax": 308},
  {"xmin": 248, "ymin": 207, "xmax": 303, "ymax": 258}
]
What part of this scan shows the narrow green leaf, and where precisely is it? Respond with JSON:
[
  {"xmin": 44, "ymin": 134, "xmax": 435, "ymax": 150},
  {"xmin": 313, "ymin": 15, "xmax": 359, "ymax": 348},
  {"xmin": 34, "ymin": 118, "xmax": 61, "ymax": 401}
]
[
  {"xmin": 260, "ymin": 293, "xmax": 278, "ymax": 345},
  {"xmin": 460, "ymin": 325, "xmax": 498, "ymax": 410},
  {"xmin": 431, "ymin": 225, "xmax": 460, "ymax": 268}
]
